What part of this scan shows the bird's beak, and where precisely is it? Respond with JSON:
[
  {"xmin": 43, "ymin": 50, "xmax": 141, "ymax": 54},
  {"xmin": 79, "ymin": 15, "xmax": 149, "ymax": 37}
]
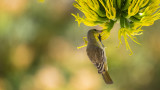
[
  {"xmin": 97, "ymin": 30, "xmax": 104, "ymax": 47},
  {"xmin": 98, "ymin": 34, "xmax": 104, "ymax": 47}
]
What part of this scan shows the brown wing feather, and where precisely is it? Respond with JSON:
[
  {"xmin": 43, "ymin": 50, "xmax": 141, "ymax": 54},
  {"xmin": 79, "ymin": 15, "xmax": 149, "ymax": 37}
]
[{"xmin": 86, "ymin": 45, "xmax": 106, "ymax": 73}]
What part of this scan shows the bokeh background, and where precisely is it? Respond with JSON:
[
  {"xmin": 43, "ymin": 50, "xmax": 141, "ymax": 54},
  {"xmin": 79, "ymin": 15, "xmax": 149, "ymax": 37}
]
[{"xmin": 0, "ymin": 0, "xmax": 160, "ymax": 90}]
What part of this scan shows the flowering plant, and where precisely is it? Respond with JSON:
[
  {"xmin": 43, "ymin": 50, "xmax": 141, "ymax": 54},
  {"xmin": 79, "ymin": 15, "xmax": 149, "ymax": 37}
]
[{"xmin": 72, "ymin": 0, "xmax": 160, "ymax": 55}]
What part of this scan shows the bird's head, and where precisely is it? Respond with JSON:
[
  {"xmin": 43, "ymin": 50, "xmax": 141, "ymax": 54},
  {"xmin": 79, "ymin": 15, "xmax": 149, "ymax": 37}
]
[{"xmin": 87, "ymin": 29, "xmax": 102, "ymax": 43}]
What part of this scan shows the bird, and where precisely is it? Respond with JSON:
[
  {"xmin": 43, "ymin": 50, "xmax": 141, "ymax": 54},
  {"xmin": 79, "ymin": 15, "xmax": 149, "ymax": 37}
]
[{"xmin": 86, "ymin": 29, "xmax": 113, "ymax": 84}]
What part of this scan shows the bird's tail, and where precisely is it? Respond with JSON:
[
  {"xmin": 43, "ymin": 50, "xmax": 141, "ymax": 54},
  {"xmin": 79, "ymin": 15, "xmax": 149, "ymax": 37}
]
[{"xmin": 102, "ymin": 69, "xmax": 113, "ymax": 84}]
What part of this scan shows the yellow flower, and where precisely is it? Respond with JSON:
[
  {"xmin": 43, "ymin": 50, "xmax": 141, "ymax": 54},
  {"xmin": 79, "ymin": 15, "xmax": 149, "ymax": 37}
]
[
  {"xmin": 118, "ymin": 28, "xmax": 143, "ymax": 55},
  {"xmin": 38, "ymin": 0, "xmax": 45, "ymax": 3},
  {"xmin": 72, "ymin": 0, "xmax": 116, "ymax": 27},
  {"xmin": 128, "ymin": 0, "xmax": 150, "ymax": 17},
  {"xmin": 72, "ymin": 0, "xmax": 160, "ymax": 54}
]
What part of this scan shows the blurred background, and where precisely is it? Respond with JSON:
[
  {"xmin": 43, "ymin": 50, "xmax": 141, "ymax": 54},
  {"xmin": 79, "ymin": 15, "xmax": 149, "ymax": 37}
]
[{"xmin": 0, "ymin": 0, "xmax": 160, "ymax": 90}]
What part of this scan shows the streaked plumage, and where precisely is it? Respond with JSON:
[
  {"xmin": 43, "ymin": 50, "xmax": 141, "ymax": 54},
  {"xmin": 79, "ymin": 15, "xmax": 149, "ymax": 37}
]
[{"xmin": 86, "ymin": 29, "xmax": 113, "ymax": 84}]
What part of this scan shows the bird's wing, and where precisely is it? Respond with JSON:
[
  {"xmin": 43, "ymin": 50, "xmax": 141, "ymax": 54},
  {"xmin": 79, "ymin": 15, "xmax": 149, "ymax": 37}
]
[
  {"xmin": 94, "ymin": 47, "xmax": 106, "ymax": 73},
  {"xmin": 87, "ymin": 46, "xmax": 106, "ymax": 73},
  {"xmin": 94, "ymin": 46, "xmax": 105, "ymax": 63}
]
